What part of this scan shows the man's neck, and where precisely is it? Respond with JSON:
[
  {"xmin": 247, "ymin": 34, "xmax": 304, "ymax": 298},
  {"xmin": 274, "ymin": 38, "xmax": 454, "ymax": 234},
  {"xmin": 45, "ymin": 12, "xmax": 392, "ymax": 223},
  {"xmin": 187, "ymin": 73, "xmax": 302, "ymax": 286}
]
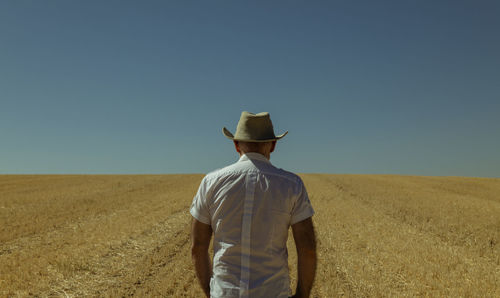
[{"xmin": 239, "ymin": 151, "xmax": 270, "ymax": 160}]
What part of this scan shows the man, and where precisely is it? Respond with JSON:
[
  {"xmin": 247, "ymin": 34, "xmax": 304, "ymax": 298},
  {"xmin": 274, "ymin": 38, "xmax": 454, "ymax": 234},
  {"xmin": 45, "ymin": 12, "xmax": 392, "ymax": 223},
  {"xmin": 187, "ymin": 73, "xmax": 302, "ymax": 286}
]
[{"xmin": 190, "ymin": 111, "xmax": 317, "ymax": 298}]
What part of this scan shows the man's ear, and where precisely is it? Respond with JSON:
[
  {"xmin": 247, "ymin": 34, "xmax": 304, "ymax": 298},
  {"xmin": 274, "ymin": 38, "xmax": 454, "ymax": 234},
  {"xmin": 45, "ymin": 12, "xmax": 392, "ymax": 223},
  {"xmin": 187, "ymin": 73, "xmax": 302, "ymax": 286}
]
[
  {"xmin": 270, "ymin": 141, "xmax": 277, "ymax": 153},
  {"xmin": 233, "ymin": 141, "xmax": 241, "ymax": 154}
]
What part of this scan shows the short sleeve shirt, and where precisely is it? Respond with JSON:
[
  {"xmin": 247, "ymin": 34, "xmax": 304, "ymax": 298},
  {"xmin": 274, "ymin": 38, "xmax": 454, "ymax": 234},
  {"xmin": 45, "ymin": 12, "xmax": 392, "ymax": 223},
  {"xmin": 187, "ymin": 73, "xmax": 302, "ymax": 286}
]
[{"xmin": 190, "ymin": 153, "xmax": 315, "ymax": 298}]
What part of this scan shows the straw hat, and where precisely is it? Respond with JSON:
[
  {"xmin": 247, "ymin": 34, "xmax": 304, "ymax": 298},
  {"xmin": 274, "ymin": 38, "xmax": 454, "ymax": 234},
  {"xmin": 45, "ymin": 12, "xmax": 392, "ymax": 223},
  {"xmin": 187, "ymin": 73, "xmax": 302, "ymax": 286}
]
[{"xmin": 222, "ymin": 111, "xmax": 288, "ymax": 142}]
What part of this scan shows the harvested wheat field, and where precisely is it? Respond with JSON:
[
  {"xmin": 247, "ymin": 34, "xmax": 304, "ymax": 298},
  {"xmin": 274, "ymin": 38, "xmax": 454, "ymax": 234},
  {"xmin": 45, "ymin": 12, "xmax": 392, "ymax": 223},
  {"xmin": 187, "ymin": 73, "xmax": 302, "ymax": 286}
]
[{"xmin": 0, "ymin": 174, "xmax": 499, "ymax": 297}]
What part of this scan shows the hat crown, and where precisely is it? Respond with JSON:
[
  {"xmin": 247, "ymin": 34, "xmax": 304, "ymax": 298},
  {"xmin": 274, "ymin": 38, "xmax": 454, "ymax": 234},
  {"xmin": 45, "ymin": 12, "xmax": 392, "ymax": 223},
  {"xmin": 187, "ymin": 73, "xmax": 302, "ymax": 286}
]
[
  {"xmin": 235, "ymin": 112, "xmax": 276, "ymax": 141},
  {"xmin": 222, "ymin": 111, "xmax": 288, "ymax": 142}
]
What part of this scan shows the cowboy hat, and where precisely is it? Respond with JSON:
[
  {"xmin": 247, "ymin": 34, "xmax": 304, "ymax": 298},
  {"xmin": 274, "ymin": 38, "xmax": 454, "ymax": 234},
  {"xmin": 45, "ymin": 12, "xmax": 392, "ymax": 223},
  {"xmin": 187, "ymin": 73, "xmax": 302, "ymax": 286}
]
[{"xmin": 222, "ymin": 111, "xmax": 288, "ymax": 142}]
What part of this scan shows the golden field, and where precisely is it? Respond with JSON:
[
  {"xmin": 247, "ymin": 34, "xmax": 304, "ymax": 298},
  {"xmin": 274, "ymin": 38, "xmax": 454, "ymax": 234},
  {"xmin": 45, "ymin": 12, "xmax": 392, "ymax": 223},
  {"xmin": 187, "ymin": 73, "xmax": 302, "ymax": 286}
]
[{"xmin": 0, "ymin": 174, "xmax": 499, "ymax": 297}]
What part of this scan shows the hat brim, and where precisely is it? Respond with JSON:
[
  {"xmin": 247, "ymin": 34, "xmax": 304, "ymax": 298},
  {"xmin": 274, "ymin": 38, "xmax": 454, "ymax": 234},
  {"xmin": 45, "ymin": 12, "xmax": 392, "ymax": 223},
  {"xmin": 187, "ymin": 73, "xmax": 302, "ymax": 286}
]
[{"xmin": 222, "ymin": 127, "xmax": 288, "ymax": 142}]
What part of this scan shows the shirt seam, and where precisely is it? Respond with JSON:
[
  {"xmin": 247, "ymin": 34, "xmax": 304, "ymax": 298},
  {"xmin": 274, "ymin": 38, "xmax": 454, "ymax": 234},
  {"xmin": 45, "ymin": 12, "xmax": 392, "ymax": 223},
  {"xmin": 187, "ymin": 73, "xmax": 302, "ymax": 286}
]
[{"xmin": 205, "ymin": 169, "xmax": 301, "ymax": 184}]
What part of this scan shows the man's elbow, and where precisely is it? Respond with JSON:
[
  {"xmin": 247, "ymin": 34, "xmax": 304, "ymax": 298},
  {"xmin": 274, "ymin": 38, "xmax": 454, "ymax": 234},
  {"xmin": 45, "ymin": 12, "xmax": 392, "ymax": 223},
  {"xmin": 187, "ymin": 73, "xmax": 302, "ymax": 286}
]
[
  {"xmin": 297, "ymin": 238, "xmax": 317, "ymax": 258},
  {"xmin": 298, "ymin": 246, "xmax": 317, "ymax": 258},
  {"xmin": 191, "ymin": 243, "xmax": 209, "ymax": 258}
]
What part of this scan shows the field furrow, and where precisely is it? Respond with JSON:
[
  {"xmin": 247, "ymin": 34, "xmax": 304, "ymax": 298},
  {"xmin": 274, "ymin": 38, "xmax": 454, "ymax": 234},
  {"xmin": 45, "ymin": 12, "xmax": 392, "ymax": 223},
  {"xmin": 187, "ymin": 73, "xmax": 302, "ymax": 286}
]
[{"xmin": 1, "ymin": 174, "xmax": 499, "ymax": 297}]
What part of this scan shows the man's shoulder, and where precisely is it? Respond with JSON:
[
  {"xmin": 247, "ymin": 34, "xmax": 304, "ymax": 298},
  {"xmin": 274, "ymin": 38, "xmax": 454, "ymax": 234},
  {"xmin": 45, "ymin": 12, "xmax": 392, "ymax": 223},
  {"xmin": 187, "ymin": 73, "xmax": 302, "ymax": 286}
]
[
  {"xmin": 270, "ymin": 167, "xmax": 305, "ymax": 187},
  {"xmin": 203, "ymin": 162, "xmax": 244, "ymax": 181}
]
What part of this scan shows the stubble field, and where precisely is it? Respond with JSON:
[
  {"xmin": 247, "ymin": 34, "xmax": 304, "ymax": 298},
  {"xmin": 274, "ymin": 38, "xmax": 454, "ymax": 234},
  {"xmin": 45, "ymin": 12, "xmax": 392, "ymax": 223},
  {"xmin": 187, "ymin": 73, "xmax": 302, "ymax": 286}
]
[{"xmin": 0, "ymin": 174, "xmax": 499, "ymax": 297}]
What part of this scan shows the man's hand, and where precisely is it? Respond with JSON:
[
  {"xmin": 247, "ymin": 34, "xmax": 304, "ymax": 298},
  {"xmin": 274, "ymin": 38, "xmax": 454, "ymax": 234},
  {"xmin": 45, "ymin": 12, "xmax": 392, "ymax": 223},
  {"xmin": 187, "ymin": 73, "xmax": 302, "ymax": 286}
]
[
  {"xmin": 191, "ymin": 218, "xmax": 213, "ymax": 298},
  {"xmin": 291, "ymin": 217, "xmax": 317, "ymax": 298}
]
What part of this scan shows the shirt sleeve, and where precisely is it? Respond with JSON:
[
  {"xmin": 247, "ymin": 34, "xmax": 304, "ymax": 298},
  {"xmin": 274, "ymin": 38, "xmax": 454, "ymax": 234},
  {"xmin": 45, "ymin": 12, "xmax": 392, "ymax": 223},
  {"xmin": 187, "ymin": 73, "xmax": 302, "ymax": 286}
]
[
  {"xmin": 290, "ymin": 178, "xmax": 315, "ymax": 225},
  {"xmin": 190, "ymin": 176, "xmax": 212, "ymax": 225}
]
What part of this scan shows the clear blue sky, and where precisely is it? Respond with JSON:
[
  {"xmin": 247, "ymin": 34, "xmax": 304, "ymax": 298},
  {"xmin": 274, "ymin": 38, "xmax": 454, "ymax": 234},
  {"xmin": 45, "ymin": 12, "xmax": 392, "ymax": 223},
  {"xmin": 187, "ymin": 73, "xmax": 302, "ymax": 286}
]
[{"xmin": 1, "ymin": 1, "xmax": 499, "ymax": 177}]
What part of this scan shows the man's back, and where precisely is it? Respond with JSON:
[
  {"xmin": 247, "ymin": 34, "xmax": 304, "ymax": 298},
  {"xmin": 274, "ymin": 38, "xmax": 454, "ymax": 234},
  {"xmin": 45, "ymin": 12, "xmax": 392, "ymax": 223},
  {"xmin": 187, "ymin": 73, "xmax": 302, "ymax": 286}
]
[{"xmin": 190, "ymin": 152, "xmax": 314, "ymax": 297}]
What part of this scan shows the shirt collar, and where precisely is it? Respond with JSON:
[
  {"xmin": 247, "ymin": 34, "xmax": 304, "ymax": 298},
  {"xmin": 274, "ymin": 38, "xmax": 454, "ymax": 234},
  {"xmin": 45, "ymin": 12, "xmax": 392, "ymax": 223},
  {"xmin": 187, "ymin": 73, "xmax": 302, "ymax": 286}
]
[{"xmin": 238, "ymin": 152, "xmax": 271, "ymax": 164}]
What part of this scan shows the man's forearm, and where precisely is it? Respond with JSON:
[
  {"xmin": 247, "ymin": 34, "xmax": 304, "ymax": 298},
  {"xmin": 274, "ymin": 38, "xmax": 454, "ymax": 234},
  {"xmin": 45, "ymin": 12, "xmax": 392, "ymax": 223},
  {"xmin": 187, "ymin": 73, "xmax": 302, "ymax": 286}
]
[
  {"xmin": 192, "ymin": 248, "xmax": 212, "ymax": 297},
  {"xmin": 295, "ymin": 250, "xmax": 317, "ymax": 298}
]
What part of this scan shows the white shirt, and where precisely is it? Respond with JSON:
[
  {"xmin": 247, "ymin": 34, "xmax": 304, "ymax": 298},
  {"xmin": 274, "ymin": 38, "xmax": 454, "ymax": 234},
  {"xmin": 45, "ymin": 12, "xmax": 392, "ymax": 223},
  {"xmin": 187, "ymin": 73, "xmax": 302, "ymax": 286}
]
[{"xmin": 190, "ymin": 153, "xmax": 315, "ymax": 298}]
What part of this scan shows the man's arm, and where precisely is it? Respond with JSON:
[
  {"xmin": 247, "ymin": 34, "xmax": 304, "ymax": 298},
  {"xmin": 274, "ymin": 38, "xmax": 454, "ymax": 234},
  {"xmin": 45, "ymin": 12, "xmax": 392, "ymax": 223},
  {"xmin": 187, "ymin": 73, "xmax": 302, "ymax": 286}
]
[
  {"xmin": 191, "ymin": 218, "xmax": 213, "ymax": 297},
  {"xmin": 291, "ymin": 217, "xmax": 317, "ymax": 298}
]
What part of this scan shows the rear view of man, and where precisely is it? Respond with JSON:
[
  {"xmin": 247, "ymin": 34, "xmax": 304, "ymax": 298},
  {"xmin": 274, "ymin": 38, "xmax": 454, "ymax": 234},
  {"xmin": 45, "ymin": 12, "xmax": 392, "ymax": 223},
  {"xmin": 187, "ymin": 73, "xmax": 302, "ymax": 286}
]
[{"xmin": 190, "ymin": 111, "xmax": 317, "ymax": 298}]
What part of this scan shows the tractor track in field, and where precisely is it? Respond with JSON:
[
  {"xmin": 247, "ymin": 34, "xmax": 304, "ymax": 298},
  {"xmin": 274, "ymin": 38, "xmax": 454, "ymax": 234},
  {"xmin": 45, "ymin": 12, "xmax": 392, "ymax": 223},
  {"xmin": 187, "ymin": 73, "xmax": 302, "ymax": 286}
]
[{"xmin": 46, "ymin": 209, "xmax": 191, "ymax": 297}]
